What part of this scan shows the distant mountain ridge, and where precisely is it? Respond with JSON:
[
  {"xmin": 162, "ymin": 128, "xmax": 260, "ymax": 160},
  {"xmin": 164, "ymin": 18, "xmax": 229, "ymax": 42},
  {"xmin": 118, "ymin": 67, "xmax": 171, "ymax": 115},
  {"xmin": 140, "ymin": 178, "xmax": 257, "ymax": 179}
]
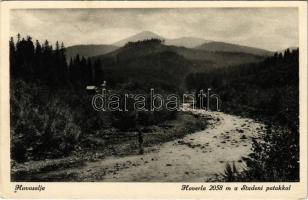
[
  {"xmin": 112, "ymin": 31, "xmax": 210, "ymax": 48},
  {"xmin": 89, "ymin": 40, "xmax": 267, "ymax": 90},
  {"xmin": 195, "ymin": 41, "xmax": 273, "ymax": 56},
  {"xmin": 93, "ymin": 40, "xmax": 266, "ymax": 69},
  {"xmin": 165, "ymin": 37, "xmax": 211, "ymax": 48},
  {"xmin": 65, "ymin": 44, "xmax": 118, "ymax": 61},
  {"xmin": 66, "ymin": 31, "xmax": 273, "ymax": 62}
]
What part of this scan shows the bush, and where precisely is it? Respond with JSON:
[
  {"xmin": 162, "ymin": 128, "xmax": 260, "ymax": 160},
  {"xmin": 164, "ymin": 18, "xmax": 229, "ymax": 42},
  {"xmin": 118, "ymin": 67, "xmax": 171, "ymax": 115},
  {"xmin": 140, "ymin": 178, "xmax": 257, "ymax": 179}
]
[
  {"xmin": 111, "ymin": 110, "xmax": 137, "ymax": 131},
  {"xmin": 232, "ymin": 124, "xmax": 299, "ymax": 182},
  {"xmin": 138, "ymin": 110, "xmax": 176, "ymax": 126},
  {"xmin": 10, "ymin": 80, "xmax": 82, "ymax": 161},
  {"xmin": 221, "ymin": 162, "xmax": 239, "ymax": 182},
  {"xmin": 11, "ymin": 136, "xmax": 27, "ymax": 163},
  {"xmin": 248, "ymin": 125, "xmax": 298, "ymax": 181}
]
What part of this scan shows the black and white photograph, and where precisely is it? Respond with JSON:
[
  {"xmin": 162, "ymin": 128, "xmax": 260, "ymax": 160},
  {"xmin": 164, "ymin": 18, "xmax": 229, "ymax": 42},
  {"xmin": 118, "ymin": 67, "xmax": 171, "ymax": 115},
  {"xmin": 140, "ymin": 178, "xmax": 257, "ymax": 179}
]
[{"xmin": 6, "ymin": 5, "xmax": 303, "ymax": 184}]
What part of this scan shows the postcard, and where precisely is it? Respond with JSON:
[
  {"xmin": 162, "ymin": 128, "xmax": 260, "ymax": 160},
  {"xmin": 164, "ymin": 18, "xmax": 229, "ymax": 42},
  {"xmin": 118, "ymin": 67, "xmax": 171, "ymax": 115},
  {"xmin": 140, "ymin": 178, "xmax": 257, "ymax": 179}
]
[{"xmin": 0, "ymin": 1, "xmax": 307, "ymax": 199}]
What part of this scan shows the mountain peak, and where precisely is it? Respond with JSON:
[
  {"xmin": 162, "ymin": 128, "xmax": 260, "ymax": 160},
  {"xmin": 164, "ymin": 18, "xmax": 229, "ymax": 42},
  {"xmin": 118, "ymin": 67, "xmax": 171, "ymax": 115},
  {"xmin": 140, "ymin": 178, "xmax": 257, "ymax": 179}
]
[
  {"xmin": 113, "ymin": 31, "xmax": 164, "ymax": 47},
  {"xmin": 137, "ymin": 30, "xmax": 160, "ymax": 36}
]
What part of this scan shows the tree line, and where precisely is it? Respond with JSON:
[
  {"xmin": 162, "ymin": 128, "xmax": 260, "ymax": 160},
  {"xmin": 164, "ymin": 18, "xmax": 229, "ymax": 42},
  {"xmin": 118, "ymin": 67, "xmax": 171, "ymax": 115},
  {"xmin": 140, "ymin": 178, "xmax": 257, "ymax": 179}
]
[
  {"xmin": 10, "ymin": 34, "xmax": 103, "ymax": 89},
  {"xmin": 125, "ymin": 38, "xmax": 164, "ymax": 48}
]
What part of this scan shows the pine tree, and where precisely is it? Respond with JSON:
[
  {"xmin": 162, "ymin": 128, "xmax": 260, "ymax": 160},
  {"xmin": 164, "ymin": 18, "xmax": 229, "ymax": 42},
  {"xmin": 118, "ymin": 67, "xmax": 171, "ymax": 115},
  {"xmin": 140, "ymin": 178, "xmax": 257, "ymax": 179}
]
[
  {"xmin": 17, "ymin": 33, "xmax": 21, "ymax": 43},
  {"xmin": 93, "ymin": 59, "xmax": 103, "ymax": 85},
  {"xmin": 86, "ymin": 58, "xmax": 93, "ymax": 85},
  {"xmin": 34, "ymin": 40, "xmax": 42, "ymax": 81},
  {"xmin": 59, "ymin": 42, "xmax": 69, "ymax": 85},
  {"xmin": 9, "ymin": 37, "xmax": 16, "ymax": 77}
]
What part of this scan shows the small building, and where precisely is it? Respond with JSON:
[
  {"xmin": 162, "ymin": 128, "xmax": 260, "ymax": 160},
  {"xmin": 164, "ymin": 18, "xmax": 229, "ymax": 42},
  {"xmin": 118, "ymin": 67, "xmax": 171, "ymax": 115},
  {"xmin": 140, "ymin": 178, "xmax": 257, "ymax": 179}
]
[{"xmin": 86, "ymin": 85, "xmax": 97, "ymax": 94}]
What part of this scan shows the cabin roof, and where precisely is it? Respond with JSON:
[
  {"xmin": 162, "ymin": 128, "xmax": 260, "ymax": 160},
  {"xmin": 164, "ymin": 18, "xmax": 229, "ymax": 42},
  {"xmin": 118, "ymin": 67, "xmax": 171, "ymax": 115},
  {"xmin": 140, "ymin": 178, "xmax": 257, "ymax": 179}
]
[{"xmin": 86, "ymin": 86, "xmax": 96, "ymax": 90}]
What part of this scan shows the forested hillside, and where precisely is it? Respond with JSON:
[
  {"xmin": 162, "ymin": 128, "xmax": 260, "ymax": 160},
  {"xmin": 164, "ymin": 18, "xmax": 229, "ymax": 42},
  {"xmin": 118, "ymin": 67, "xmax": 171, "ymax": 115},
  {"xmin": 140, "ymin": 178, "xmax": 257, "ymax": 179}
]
[
  {"xmin": 92, "ymin": 39, "xmax": 196, "ymax": 90},
  {"xmin": 186, "ymin": 48, "xmax": 298, "ymax": 127},
  {"xmin": 94, "ymin": 39, "xmax": 265, "ymax": 69},
  {"xmin": 186, "ymin": 49, "xmax": 299, "ymax": 181},
  {"xmin": 10, "ymin": 34, "xmax": 99, "ymax": 162},
  {"xmin": 9, "ymin": 35, "xmax": 180, "ymax": 163},
  {"xmin": 90, "ymin": 38, "xmax": 266, "ymax": 90}
]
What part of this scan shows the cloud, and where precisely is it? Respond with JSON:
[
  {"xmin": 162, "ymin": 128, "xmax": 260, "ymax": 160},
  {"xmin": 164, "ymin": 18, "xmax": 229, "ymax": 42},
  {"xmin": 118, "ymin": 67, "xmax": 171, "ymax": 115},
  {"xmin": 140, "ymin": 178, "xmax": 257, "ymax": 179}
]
[{"xmin": 10, "ymin": 8, "xmax": 298, "ymax": 51}]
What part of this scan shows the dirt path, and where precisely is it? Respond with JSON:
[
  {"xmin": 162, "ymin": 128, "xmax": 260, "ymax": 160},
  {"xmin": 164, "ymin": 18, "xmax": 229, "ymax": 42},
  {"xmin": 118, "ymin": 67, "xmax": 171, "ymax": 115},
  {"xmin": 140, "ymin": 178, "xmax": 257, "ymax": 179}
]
[
  {"xmin": 36, "ymin": 109, "xmax": 265, "ymax": 182},
  {"xmin": 99, "ymin": 110, "xmax": 265, "ymax": 181}
]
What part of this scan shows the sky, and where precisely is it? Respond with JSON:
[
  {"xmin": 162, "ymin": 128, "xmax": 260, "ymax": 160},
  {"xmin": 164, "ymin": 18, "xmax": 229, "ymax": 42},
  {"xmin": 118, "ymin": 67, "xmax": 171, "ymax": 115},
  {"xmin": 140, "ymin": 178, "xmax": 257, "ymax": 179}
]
[{"xmin": 10, "ymin": 8, "xmax": 298, "ymax": 51}]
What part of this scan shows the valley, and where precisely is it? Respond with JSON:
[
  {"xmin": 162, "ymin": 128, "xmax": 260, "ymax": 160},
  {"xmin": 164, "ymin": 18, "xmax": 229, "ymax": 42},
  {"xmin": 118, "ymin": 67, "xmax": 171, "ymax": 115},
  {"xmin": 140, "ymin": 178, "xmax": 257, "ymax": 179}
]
[{"xmin": 11, "ymin": 108, "xmax": 266, "ymax": 182}]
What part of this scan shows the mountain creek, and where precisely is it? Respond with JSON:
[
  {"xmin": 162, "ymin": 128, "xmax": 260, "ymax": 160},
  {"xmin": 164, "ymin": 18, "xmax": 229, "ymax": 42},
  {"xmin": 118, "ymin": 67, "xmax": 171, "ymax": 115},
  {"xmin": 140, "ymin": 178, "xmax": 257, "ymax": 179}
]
[{"xmin": 12, "ymin": 108, "xmax": 266, "ymax": 182}]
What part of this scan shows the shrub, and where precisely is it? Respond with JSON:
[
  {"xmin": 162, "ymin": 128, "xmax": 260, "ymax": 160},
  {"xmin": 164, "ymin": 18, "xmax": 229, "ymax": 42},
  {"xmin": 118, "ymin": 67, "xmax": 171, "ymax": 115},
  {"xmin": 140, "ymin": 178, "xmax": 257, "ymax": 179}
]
[
  {"xmin": 222, "ymin": 162, "xmax": 239, "ymax": 182},
  {"xmin": 111, "ymin": 110, "xmax": 137, "ymax": 131},
  {"xmin": 246, "ymin": 125, "xmax": 298, "ymax": 181},
  {"xmin": 10, "ymin": 80, "xmax": 82, "ymax": 162},
  {"xmin": 233, "ymin": 125, "xmax": 299, "ymax": 182}
]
